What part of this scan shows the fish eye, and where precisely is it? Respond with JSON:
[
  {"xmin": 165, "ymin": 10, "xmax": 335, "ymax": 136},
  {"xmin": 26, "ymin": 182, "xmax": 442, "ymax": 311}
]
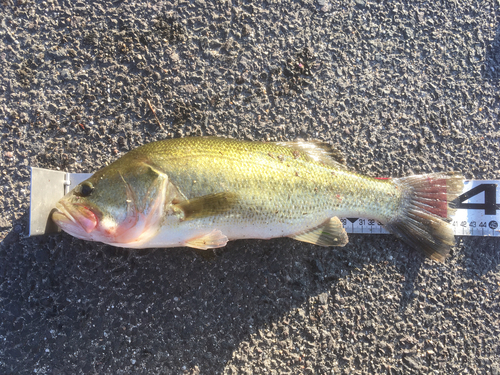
[{"xmin": 78, "ymin": 182, "xmax": 94, "ymax": 197}]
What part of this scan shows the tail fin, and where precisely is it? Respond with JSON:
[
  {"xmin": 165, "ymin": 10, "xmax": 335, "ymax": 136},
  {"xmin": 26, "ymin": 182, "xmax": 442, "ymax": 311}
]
[{"xmin": 386, "ymin": 172, "xmax": 464, "ymax": 262}]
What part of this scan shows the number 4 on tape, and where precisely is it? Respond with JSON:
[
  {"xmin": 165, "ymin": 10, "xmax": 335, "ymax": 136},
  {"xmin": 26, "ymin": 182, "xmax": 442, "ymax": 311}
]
[{"xmin": 455, "ymin": 183, "xmax": 499, "ymax": 215}]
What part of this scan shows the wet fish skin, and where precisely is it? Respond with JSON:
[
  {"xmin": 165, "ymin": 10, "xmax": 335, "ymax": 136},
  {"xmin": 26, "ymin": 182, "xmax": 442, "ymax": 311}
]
[{"xmin": 52, "ymin": 137, "xmax": 464, "ymax": 261}]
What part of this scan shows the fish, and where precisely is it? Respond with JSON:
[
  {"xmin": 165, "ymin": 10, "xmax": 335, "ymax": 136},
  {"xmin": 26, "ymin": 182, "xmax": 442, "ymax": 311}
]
[{"xmin": 52, "ymin": 137, "xmax": 464, "ymax": 262}]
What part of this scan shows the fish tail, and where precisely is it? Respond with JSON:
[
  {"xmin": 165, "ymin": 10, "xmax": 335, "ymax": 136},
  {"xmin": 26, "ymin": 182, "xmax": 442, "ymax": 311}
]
[{"xmin": 386, "ymin": 172, "xmax": 464, "ymax": 262}]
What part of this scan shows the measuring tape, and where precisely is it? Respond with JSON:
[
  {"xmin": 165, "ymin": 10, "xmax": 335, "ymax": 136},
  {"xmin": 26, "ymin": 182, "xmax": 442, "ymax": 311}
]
[{"xmin": 340, "ymin": 180, "xmax": 500, "ymax": 237}]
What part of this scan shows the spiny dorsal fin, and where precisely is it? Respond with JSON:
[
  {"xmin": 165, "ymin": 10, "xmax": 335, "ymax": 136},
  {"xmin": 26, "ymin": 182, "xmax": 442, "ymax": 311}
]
[
  {"xmin": 172, "ymin": 192, "xmax": 238, "ymax": 221},
  {"xmin": 274, "ymin": 140, "xmax": 346, "ymax": 168},
  {"xmin": 290, "ymin": 217, "xmax": 349, "ymax": 247}
]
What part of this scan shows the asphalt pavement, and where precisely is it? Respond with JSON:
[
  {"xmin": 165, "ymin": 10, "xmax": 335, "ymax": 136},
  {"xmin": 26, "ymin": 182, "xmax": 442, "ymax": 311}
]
[{"xmin": 0, "ymin": 0, "xmax": 499, "ymax": 374}]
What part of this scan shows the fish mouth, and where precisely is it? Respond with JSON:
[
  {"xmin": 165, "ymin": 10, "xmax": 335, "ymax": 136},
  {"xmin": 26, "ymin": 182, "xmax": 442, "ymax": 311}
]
[{"xmin": 52, "ymin": 200, "xmax": 99, "ymax": 235}]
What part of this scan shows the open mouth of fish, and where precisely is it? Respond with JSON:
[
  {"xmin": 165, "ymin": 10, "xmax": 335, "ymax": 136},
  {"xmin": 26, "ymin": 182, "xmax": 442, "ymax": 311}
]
[{"xmin": 52, "ymin": 201, "xmax": 98, "ymax": 234}]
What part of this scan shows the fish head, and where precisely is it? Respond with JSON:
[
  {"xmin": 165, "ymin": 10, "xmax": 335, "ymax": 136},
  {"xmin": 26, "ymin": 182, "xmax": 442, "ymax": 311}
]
[{"xmin": 52, "ymin": 161, "xmax": 169, "ymax": 246}]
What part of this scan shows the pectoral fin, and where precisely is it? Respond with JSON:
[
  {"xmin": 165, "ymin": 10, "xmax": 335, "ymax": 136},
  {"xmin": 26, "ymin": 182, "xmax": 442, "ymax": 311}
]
[
  {"xmin": 291, "ymin": 217, "xmax": 349, "ymax": 247},
  {"xmin": 172, "ymin": 192, "xmax": 238, "ymax": 221},
  {"xmin": 183, "ymin": 230, "xmax": 228, "ymax": 250}
]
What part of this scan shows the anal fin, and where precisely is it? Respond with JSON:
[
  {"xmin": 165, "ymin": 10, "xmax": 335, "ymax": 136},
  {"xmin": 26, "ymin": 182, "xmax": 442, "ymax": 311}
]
[
  {"xmin": 183, "ymin": 230, "xmax": 228, "ymax": 250},
  {"xmin": 291, "ymin": 217, "xmax": 348, "ymax": 247}
]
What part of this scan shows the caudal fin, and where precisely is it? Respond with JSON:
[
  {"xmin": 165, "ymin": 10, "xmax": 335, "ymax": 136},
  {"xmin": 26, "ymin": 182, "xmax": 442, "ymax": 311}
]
[{"xmin": 386, "ymin": 172, "xmax": 464, "ymax": 262}]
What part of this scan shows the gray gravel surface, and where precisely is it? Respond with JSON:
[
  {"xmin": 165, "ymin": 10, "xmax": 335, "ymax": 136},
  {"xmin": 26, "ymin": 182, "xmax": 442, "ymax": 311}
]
[{"xmin": 1, "ymin": 0, "xmax": 499, "ymax": 374}]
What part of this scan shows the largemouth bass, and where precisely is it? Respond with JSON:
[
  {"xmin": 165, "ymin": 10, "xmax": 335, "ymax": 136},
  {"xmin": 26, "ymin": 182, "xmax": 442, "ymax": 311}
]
[{"xmin": 52, "ymin": 137, "xmax": 464, "ymax": 261}]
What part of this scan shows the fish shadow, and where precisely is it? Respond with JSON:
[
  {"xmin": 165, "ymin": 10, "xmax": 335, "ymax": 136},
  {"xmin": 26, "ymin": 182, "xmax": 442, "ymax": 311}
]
[{"xmin": 0, "ymin": 218, "xmax": 498, "ymax": 374}]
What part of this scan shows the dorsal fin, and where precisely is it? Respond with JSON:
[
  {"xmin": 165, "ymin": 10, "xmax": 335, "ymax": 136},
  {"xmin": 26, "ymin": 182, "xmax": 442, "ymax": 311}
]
[{"xmin": 274, "ymin": 140, "xmax": 346, "ymax": 168}]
